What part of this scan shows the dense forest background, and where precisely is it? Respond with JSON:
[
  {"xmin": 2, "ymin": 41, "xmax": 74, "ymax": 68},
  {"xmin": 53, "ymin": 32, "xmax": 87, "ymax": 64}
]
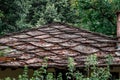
[{"xmin": 0, "ymin": 0, "xmax": 120, "ymax": 36}]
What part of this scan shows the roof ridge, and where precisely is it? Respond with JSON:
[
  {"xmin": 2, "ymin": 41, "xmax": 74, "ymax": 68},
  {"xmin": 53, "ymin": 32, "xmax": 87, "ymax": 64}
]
[
  {"xmin": 0, "ymin": 22, "xmax": 119, "ymax": 68},
  {"xmin": 0, "ymin": 24, "xmax": 48, "ymax": 38},
  {"xmin": 48, "ymin": 22, "xmax": 115, "ymax": 40},
  {"xmin": 0, "ymin": 22, "xmax": 116, "ymax": 40}
]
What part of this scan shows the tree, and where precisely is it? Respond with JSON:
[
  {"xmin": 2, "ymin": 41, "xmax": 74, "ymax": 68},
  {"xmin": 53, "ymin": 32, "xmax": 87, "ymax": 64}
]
[
  {"xmin": 27, "ymin": 0, "xmax": 79, "ymax": 26},
  {"xmin": 14, "ymin": 0, "xmax": 32, "ymax": 30},
  {"xmin": 0, "ymin": 0, "xmax": 19, "ymax": 34},
  {"xmin": 74, "ymin": 0, "xmax": 120, "ymax": 36},
  {"xmin": 0, "ymin": 0, "xmax": 79, "ymax": 34},
  {"xmin": 0, "ymin": 0, "xmax": 32, "ymax": 34},
  {"xmin": 2, "ymin": 0, "xmax": 119, "ymax": 36}
]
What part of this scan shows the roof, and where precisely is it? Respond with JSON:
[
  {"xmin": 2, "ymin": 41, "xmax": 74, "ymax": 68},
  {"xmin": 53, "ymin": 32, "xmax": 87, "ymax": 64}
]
[{"xmin": 0, "ymin": 22, "xmax": 119, "ymax": 68}]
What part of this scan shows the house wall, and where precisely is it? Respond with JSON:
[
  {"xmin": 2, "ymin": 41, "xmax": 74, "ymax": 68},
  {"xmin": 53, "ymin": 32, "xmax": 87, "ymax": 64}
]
[
  {"xmin": 0, "ymin": 68, "xmax": 55, "ymax": 79},
  {"xmin": 110, "ymin": 66, "xmax": 120, "ymax": 79},
  {"xmin": 0, "ymin": 67, "xmax": 120, "ymax": 79},
  {"xmin": 0, "ymin": 68, "xmax": 34, "ymax": 79}
]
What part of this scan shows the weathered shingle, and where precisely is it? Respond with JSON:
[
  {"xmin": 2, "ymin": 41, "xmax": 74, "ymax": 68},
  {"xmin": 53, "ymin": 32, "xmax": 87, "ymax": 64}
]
[{"xmin": 0, "ymin": 22, "xmax": 119, "ymax": 68}]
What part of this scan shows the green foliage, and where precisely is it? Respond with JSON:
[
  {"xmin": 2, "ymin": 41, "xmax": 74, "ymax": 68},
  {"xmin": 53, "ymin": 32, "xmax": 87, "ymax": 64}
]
[
  {"xmin": 30, "ymin": 57, "xmax": 48, "ymax": 80},
  {"xmin": 57, "ymin": 73, "xmax": 63, "ymax": 80},
  {"xmin": 1, "ymin": 54, "xmax": 119, "ymax": 80},
  {"xmin": 0, "ymin": 50, "xmax": 6, "ymax": 57},
  {"xmin": 66, "ymin": 55, "xmax": 111, "ymax": 80},
  {"xmin": 44, "ymin": 3, "xmax": 59, "ymax": 22},
  {"xmin": 35, "ymin": 1, "xmax": 60, "ymax": 27},
  {"xmin": 0, "ymin": 0, "xmax": 120, "ymax": 36},
  {"xmin": 85, "ymin": 54, "xmax": 111, "ymax": 80},
  {"xmin": 0, "ymin": 47, "xmax": 11, "ymax": 57},
  {"xmin": 0, "ymin": 10, "xmax": 4, "ymax": 18},
  {"xmin": 66, "ymin": 57, "xmax": 76, "ymax": 80},
  {"xmin": 28, "ymin": 0, "xmax": 79, "ymax": 25},
  {"xmin": 18, "ymin": 65, "xmax": 28, "ymax": 80},
  {"xmin": 75, "ymin": 0, "xmax": 120, "ymax": 36},
  {"xmin": 106, "ymin": 54, "xmax": 113, "ymax": 65},
  {"xmin": 0, "ymin": 0, "xmax": 79, "ymax": 35},
  {"xmin": 85, "ymin": 54, "xmax": 98, "ymax": 66},
  {"xmin": 90, "ymin": 67, "xmax": 110, "ymax": 80},
  {"xmin": 46, "ymin": 73, "xmax": 55, "ymax": 80},
  {"xmin": 14, "ymin": 0, "xmax": 32, "ymax": 30},
  {"xmin": 74, "ymin": 71, "xmax": 83, "ymax": 80},
  {"xmin": 4, "ymin": 77, "xmax": 11, "ymax": 80},
  {"xmin": 0, "ymin": 0, "xmax": 19, "ymax": 34},
  {"xmin": 67, "ymin": 57, "xmax": 75, "ymax": 73}
]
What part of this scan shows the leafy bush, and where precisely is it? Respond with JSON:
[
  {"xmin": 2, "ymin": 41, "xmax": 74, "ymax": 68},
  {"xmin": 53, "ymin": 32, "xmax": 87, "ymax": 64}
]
[{"xmin": 2, "ymin": 55, "xmax": 119, "ymax": 80}]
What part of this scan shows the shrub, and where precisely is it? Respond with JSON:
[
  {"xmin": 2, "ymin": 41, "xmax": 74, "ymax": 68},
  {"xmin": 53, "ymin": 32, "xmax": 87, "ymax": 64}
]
[{"xmin": 2, "ymin": 54, "xmax": 119, "ymax": 80}]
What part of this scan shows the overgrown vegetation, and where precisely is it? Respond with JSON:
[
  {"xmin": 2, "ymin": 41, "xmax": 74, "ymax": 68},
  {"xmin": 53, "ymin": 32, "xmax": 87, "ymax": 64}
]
[
  {"xmin": 0, "ymin": 0, "xmax": 79, "ymax": 35},
  {"xmin": 74, "ymin": 0, "xmax": 120, "ymax": 36},
  {"xmin": 0, "ymin": 0, "xmax": 120, "ymax": 36},
  {"xmin": 1, "ymin": 54, "xmax": 119, "ymax": 80},
  {"xmin": 0, "ymin": 47, "xmax": 12, "ymax": 57}
]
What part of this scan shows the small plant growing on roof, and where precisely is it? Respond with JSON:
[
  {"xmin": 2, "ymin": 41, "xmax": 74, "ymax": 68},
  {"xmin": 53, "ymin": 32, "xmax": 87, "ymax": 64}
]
[
  {"xmin": 2, "ymin": 54, "xmax": 117, "ymax": 80},
  {"xmin": 0, "ymin": 46, "xmax": 11, "ymax": 57},
  {"xmin": 18, "ymin": 65, "xmax": 28, "ymax": 80}
]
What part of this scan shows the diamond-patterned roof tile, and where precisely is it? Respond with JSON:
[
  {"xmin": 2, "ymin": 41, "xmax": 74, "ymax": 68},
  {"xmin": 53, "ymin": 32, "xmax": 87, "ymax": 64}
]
[{"xmin": 0, "ymin": 22, "xmax": 119, "ymax": 68}]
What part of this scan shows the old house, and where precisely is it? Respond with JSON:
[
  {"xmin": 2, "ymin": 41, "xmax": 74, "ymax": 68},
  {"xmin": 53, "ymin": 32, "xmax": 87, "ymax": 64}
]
[{"xmin": 0, "ymin": 12, "xmax": 120, "ymax": 79}]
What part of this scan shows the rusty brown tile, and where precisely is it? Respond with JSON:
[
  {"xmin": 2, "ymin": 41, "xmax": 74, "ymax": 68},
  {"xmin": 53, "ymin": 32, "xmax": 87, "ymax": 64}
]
[
  {"xmin": 52, "ymin": 49, "xmax": 79, "ymax": 57},
  {"xmin": 0, "ymin": 37, "xmax": 18, "ymax": 43},
  {"xmin": 113, "ymin": 57, "xmax": 120, "ymax": 62},
  {"xmin": 34, "ymin": 34, "xmax": 50, "ymax": 39},
  {"xmin": 101, "ymin": 47, "xmax": 116, "ymax": 52},
  {"xmin": 39, "ymin": 28, "xmax": 60, "ymax": 33},
  {"xmin": 18, "ymin": 38, "xmax": 40, "ymax": 42},
  {"xmin": 2, "ymin": 48, "xmax": 16, "ymax": 53},
  {"xmin": 29, "ymin": 63, "xmax": 42, "ymax": 67},
  {"xmin": 80, "ymin": 40, "xmax": 97, "ymax": 44},
  {"xmin": 15, "ymin": 44, "xmax": 37, "ymax": 50},
  {"xmin": 46, "ymin": 56, "xmax": 61, "ymax": 61},
  {"xmin": 27, "ymin": 48, "xmax": 45, "ymax": 53},
  {"xmin": 49, "ymin": 32, "xmax": 64, "ymax": 35},
  {"xmin": 72, "ymin": 45, "xmax": 99, "ymax": 54},
  {"xmin": 48, "ymin": 62, "xmax": 58, "ymax": 67},
  {"xmin": 35, "ymin": 51, "xmax": 55, "ymax": 57},
  {"xmin": 6, "ymin": 51, "xmax": 23, "ymax": 57},
  {"xmin": 0, "ymin": 61, "xmax": 21, "ymax": 66},
  {"xmin": 73, "ymin": 37, "xmax": 87, "ymax": 42},
  {"xmin": 0, "ymin": 57, "xmax": 15, "ymax": 63},
  {"xmin": 6, "ymin": 42, "xmax": 24, "ymax": 46},
  {"xmin": 38, "ymin": 27, "xmax": 55, "ymax": 31},
  {"xmin": 26, "ymin": 30, "xmax": 46, "ymax": 36},
  {"xmin": 60, "ymin": 41, "xmax": 79, "ymax": 47},
  {"xmin": 25, "ymin": 58, "xmax": 43, "ymax": 64},
  {"xmin": 30, "ymin": 41, "xmax": 54, "ymax": 47},
  {"xmin": 44, "ymin": 30, "xmax": 61, "ymax": 33},
  {"xmin": 61, "ymin": 27, "xmax": 77, "ymax": 31},
  {"xmin": 91, "ymin": 43, "xmax": 113, "ymax": 47},
  {"xmin": 52, "ymin": 25, "xmax": 66, "ymax": 29},
  {"xmin": 75, "ymin": 56, "xmax": 87, "ymax": 62},
  {"xmin": 75, "ymin": 32, "xmax": 90, "ymax": 36},
  {"xmin": 18, "ymin": 53, "xmax": 35, "ymax": 60},
  {"xmin": 13, "ymin": 34, "xmax": 30, "ymax": 38},
  {"xmin": 44, "ymin": 37, "xmax": 67, "ymax": 43},
  {"xmin": 54, "ymin": 60, "xmax": 67, "ymax": 64},
  {"xmin": 55, "ymin": 34, "xmax": 80, "ymax": 39},
  {"xmin": 0, "ymin": 46, "xmax": 9, "ymax": 50},
  {"xmin": 44, "ymin": 44, "xmax": 62, "ymax": 50}
]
